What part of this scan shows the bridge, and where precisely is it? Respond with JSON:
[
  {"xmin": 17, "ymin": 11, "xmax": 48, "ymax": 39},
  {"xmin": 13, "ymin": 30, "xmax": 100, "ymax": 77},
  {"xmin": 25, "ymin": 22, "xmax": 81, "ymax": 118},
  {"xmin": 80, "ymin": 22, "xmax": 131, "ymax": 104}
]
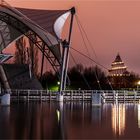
[
  {"xmin": 1, "ymin": 89, "xmax": 139, "ymax": 104},
  {"xmin": 0, "ymin": 1, "xmax": 76, "ymax": 105},
  {"xmin": 0, "ymin": 1, "xmax": 138, "ymax": 106}
]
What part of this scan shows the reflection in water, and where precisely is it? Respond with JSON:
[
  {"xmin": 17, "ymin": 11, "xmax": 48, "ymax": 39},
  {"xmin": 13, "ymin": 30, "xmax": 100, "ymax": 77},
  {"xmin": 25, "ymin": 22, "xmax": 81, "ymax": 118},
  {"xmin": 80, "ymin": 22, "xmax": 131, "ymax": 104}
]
[
  {"xmin": 56, "ymin": 109, "xmax": 60, "ymax": 122},
  {"xmin": 0, "ymin": 106, "xmax": 10, "ymax": 139},
  {"xmin": 92, "ymin": 106, "xmax": 101, "ymax": 123},
  {"xmin": 1, "ymin": 102, "xmax": 140, "ymax": 139},
  {"xmin": 0, "ymin": 102, "xmax": 66, "ymax": 139},
  {"xmin": 138, "ymin": 104, "xmax": 140, "ymax": 128},
  {"xmin": 56, "ymin": 102, "xmax": 66, "ymax": 140},
  {"xmin": 112, "ymin": 104, "xmax": 125, "ymax": 137}
]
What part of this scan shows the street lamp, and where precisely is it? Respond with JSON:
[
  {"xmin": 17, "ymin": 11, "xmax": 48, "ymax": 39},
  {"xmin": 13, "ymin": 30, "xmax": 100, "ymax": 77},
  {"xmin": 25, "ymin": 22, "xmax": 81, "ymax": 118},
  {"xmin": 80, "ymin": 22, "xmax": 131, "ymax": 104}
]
[{"xmin": 57, "ymin": 81, "xmax": 60, "ymax": 85}]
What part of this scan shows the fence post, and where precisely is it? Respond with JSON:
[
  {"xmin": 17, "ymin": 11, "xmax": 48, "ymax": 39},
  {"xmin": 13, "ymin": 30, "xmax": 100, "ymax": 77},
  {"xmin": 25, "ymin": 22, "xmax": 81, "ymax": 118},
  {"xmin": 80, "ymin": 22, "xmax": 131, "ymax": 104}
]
[
  {"xmin": 134, "ymin": 90, "xmax": 137, "ymax": 102},
  {"xmin": 113, "ymin": 90, "xmax": 115, "ymax": 102},
  {"xmin": 82, "ymin": 91, "xmax": 84, "ymax": 101},
  {"xmin": 17, "ymin": 90, "xmax": 19, "ymax": 101},
  {"xmin": 27, "ymin": 90, "xmax": 30, "ymax": 101},
  {"xmin": 71, "ymin": 91, "xmax": 73, "ymax": 101},
  {"xmin": 124, "ymin": 90, "xmax": 125, "ymax": 103},
  {"xmin": 40, "ymin": 90, "xmax": 42, "ymax": 101},
  {"xmin": 49, "ymin": 91, "xmax": 51, "ymax": 101},
  {"xmin": 102, "ymin": 92, "xmax": 106, "ymax": 104},
  {"xmin": 46, "ymin": 90, "xmax": 47, "ymax": 101},
  {"xmin": 115, "ymin": 91, "xmax": 118, "ymax": 104}
]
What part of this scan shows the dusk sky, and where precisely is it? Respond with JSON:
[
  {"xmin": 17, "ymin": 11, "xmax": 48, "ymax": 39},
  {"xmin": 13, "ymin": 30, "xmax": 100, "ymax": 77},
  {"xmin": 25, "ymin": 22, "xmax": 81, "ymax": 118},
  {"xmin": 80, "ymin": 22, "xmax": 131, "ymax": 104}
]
[{"xmin": 5, "ymin": 0, "xmax": 140, "ymax": 74}]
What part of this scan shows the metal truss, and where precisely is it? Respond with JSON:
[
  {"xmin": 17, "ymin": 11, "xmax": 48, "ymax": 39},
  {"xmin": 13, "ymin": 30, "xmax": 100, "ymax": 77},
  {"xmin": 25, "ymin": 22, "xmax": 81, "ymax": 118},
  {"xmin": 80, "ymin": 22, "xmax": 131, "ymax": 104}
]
[
  {"xmin": 0, "ymin": 11, "xmax": 61, "ymax": 74},
  {"xmin": 0, "ymin": 20, "xmax": 11, "ymax": 51},
  {"xmin": 26, "ymin": 31, "xmax": 61, "ymax": 73}
]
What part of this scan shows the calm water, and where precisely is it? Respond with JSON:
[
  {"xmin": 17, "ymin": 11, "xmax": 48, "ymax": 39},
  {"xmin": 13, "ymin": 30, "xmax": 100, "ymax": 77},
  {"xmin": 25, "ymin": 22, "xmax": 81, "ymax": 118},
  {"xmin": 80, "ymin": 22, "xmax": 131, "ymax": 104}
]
[{"xmin": 0, "ymin": 101, "xmax": 140, "ymax": 139}]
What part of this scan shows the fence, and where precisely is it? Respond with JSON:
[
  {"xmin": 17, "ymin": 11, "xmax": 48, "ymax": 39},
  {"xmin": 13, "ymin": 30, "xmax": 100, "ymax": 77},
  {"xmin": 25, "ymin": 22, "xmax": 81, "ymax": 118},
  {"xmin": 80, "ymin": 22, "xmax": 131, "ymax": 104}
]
[{"xmin": 1, "ymin": 89, "xmax": 140, "ymax": 103}]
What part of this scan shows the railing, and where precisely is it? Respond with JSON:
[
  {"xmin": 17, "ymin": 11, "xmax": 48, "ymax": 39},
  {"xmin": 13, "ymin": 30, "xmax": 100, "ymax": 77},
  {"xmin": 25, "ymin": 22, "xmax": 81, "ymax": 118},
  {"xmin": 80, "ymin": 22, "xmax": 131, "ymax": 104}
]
[
  {"xmin": 1, "ymin": 89, "xmax": 140, "ymax": 102},
  {"xmin": 9, "ymin": 89, "xmax": 93, "ymax": 101}
]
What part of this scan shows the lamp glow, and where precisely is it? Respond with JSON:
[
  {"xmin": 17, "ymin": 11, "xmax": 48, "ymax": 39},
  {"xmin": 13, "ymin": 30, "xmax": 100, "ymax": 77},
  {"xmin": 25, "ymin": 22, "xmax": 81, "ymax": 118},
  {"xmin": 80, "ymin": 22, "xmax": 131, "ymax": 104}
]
[
  {"xmin": 138, "ymin": 81, "xmax": 140, "ymax": 85},
  {"xmin": 57, "ymin": 81, "xmax": 60, "ymax": 85}
]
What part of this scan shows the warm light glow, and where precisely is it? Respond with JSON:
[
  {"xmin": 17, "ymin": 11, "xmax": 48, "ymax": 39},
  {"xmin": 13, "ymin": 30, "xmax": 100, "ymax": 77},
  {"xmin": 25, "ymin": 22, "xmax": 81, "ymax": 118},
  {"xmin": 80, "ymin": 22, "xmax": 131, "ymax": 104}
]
[
  {"xmin": 112, "ymin": 62, "xmax": 124, "ymax": 65},
  {"xmin": 57, "ymin": 81, "xmax": 60, "ymax": 85},
  {"xmin": 56, "ymin": 109, "xmax": 60, "ymax": 122},
  {"xmin": 110, "ymin": 73, "xmax": 128, "ymax": 77},
  {"xmin": 138, "ymin": 81, "xmax": 140, "ymax": 85},
  {"xmin": 111, "ymin": 66, "xmax": 127, "ymax": 70},
  {"xmin": 112, "ymin": 104, "xmax": 125, "ymax": 136}
]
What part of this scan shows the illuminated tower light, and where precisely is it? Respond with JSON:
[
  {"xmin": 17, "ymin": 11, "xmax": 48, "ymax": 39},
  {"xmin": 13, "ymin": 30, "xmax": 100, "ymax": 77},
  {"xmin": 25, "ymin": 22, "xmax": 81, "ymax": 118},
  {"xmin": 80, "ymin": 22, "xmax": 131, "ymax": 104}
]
[{"xmin": 108, "ymin": 53, "xmax": 129, "ymax": 77}]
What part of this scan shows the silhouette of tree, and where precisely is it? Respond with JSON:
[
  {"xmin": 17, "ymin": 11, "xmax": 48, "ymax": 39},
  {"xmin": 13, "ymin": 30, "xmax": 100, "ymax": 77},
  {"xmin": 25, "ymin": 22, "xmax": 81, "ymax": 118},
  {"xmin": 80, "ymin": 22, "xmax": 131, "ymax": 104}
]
[
  {"xmin": 14, "ymin": 36, "xmax": 39, "ymax": 75},
  {"xmin": 39, "ymin": 63, "xmax": 140, "ymax": 90},
  {"xmin": 83, "ymin": 65, "xmax": 108, "ymax": 90},
  {"xmin": 28, "ymin": 37, "xmax": 38, "ymax": 75},
  {"xmin": 14, "ymin": 37, "xmax": 27, "ymax": 64},
  {"xmin": 67, "ymin": 64, "xmax": 108, "ymax": 90},
  {"xmin": 39, "ymin": 71, "xmax": 57, "ymax": 89},
  {"xmin": 68, "ymin": 64, "xmax": 85, "ymax": 89}
]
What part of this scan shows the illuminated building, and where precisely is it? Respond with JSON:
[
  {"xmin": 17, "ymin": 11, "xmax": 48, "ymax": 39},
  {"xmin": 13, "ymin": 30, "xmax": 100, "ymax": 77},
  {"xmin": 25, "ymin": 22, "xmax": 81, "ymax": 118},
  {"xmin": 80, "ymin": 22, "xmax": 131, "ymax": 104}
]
[
  {"xmin": 109, "ymin": 53, "xmax": 129, "ymax": 77},
  {"xmin": 108, "ymin": 53, "xmax": 130, "ymax": 88}
]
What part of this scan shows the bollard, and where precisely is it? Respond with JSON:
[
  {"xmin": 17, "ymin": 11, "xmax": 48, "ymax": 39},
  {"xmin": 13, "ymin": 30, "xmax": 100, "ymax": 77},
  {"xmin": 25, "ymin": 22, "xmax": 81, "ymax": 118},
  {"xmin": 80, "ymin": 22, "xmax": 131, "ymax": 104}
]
[
  {"xmin": 57, "ymin": 92, "xmax": 64, "ymax": 102},
  {"xmin": 92, "ymin": 91, "xmax": 101, "ymax": 106},
  {"xmin": 1, "ymin": 93, "xmax": 10, "ymax": 106}
]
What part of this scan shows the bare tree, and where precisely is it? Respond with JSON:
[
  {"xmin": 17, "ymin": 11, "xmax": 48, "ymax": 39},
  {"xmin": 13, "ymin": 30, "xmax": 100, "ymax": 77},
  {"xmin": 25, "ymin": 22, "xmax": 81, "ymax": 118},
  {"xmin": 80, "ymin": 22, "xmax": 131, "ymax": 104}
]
[
  {"xmin": 29, "ymin": 37, "xmax": 38, "ymax": 75},
  {"xmin": 14, "ymin": 37, "xmax": 27, "ymax": 64},
  {"xmin": 14, "ymin": 36, "xmax": 38, "ymax": 75}
]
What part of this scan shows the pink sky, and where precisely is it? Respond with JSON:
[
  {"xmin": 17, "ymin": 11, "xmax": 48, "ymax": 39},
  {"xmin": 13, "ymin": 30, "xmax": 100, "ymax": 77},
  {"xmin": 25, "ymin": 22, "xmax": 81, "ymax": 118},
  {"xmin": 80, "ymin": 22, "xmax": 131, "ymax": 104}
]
[{"xmin": 5, "ymin": 0, "xmax": 140, "ymax": 74}]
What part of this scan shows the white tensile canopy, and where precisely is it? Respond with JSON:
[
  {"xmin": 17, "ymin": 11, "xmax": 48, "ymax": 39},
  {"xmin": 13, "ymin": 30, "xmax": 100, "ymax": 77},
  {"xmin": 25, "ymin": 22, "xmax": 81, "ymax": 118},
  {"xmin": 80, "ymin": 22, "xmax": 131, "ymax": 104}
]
[{"xmin": 0, "ymin": 3, "xmax": 71, "ymax": 63}]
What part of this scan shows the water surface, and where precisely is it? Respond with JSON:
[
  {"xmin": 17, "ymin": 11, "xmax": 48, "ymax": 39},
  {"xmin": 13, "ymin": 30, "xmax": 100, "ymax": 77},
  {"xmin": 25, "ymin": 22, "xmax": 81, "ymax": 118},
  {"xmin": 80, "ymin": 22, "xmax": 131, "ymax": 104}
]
[{"xmin": 0, "ymin": 101, "xmax": 140, "ymax": 139}]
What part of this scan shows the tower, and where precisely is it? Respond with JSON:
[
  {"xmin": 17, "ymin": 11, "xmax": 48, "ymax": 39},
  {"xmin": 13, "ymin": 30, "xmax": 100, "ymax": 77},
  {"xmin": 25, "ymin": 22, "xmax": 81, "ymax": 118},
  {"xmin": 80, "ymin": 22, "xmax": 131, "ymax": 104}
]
[{"xmin": 108, "ymin": 53, "xmax": 130, "ymax": 88}]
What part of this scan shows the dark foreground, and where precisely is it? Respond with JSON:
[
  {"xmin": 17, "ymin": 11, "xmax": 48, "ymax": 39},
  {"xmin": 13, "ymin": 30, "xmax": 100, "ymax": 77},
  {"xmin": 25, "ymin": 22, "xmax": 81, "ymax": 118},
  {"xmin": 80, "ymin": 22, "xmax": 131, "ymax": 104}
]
[{"xmin": 0, "ymin": 101, "xmax": 140, "ymax": 139}]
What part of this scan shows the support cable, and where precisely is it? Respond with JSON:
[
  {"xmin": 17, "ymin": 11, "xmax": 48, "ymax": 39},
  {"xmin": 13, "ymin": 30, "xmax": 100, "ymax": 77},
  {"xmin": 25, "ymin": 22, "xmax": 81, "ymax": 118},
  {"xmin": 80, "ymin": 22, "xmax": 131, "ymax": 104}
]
[
  {"xmin": 71, "ymin": 47, "xmax": 108, "ymax": 70},
  {"xmin": 75, "ymin": 17, "xmax": 102, "ymax": 90},
  {"xmin": 70, "ymin": 52, "xmax": 91, "ymax": 89},
  {"xmin": 75, "ymin": 15, "xmax": 113, "ymax": 90}
]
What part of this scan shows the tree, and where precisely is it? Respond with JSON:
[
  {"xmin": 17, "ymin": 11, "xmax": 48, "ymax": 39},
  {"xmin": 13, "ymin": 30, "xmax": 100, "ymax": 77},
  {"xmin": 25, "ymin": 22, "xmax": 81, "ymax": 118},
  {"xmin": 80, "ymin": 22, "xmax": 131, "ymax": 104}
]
[
  {"xmin": 68, "ymin": 64, "xmax": 109, "ymax": 90},
  {"xmin": 14, "ymin": 36, "xmax": 39, "ymax": 76},
  {"xmin": 28, "ymin": 37, "xmax": 38, "ymax": 75},
  {"xmin": 14, "ymin": 37, "xmax": 27, "ymax": 64},
  {"xmin": 68, "ymin": 64, "xmax": 85, "ymax": 89},
  {"xmin": 39, "ymin": 71, "xmax": 58, "ymax": 89},
  {"xmin": 83, "ymin": 65, "xmax": 108, "ymax": 90}
]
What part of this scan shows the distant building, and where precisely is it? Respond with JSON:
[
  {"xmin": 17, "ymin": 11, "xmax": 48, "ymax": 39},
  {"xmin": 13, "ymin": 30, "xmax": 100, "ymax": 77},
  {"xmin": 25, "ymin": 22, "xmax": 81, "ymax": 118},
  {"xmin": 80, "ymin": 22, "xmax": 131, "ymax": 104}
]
[{"xmin": 108, "ymin": 53, "xmax": 130, "ymax": 88}]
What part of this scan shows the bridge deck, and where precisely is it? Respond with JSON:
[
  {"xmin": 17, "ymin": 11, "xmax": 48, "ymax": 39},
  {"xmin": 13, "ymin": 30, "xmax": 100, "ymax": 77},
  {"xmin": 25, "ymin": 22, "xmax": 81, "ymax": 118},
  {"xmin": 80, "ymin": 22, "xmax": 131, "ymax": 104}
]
[{"xmin": 0, "ymin": 90, "xmax": 140, "ymax": 103}]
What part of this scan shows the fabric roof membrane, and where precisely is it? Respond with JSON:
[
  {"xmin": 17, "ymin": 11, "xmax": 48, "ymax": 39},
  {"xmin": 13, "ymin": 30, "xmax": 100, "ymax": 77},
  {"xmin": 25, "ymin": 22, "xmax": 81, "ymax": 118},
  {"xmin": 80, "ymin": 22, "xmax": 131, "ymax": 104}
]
[{"xmin": 0, "ymin": 3, "xmax": 72, "ymax": 63}]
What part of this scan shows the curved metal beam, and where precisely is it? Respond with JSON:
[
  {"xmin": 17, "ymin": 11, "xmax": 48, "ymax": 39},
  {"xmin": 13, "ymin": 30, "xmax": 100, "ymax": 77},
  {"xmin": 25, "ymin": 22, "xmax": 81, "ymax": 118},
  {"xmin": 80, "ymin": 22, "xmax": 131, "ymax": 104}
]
[{"xmin": 0, "ymin": 11, "xmax": 61, "ymax": 73}]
